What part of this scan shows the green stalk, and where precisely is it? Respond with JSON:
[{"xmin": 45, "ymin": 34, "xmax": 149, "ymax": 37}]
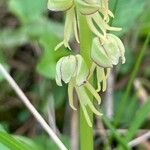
[{"xmin": 78, "ymin": 15, "xmax": 93, "ymax": 150}]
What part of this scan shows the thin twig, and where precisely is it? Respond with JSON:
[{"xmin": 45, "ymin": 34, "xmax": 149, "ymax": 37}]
[
  {"xmin": 95, "ymin": 129, "xmax": 149, "ymax": 135},
  {"xmin": 0, "ymin": 64, "xmax": 68, "ymax": 150},
  {"xmin": 128, "ymin": 131, "xmax": 150, "ymax": 147}
]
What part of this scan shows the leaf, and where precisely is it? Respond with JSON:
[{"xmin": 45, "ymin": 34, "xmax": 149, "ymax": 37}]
[
  {"xmin": 102, "ymin": 115, "xmax": 129, "ymax": 149},
  {"xmin": 114, "ymin": 33, "xmax": 150, "ymax": 126},
  {"xmin": 110, "ymin": 0, "xmax": 146, "ymax": 36},
  {"xmin": 0, "ymin": 132, "xmax": 32, "ymax": 150},
  {"xmin": 52, "ymin": 85, "xmax": 67, "ymax": 108},
  {"xmin": 8, "ymin": 0, "xmax": 47, "ymax": 23},
  {"xmin": 0, "ymin": 29, "xmax": 28, "ymax": 48},
  {"xmin": 0, "ymin": 143, "xmax": 10, "ymax": 150},
  {"xmin": 36, "ymin": 22, "xmax": 70, "ymax": 79},
  {"xmin": 118, "ymin": 48, "xmax": 135, "ymax": 75},
  {"xmin": 14, "ymin": 136, "xmax": 42, "ymax": 150},
  {"xmin": 139, "ymin": 1, "xmax": 150, "ymax": 34},
  {"xmin": 125, "ymin": 97, "xmax": 150, "ymax": 141},
  {"xmin": 33, "ymin": 134, "xmax": 70, "ymax": 150},
  {"xmin": 116, "ymin": 97, "xmax": 150, "ymax": 149}
]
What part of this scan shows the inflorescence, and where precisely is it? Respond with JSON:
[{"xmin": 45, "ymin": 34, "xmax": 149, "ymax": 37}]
[{"xmin": 48, "ymin": 0, "xmax": 125, "ymax": 127}]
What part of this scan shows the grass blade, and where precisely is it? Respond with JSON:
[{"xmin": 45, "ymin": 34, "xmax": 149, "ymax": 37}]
[
  {"xmin": 114, "ymin": 33, "xmax": 150, "ymax": 126},
  {"xmin": 102, "ymin": 115, "xmax": 129, "ymax": 149},
  {"xmin": 0, "ymin": 132, "xmax": 31, "ymax": 150}
]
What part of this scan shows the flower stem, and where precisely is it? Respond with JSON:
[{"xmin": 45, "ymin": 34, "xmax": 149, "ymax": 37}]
[{"xmin": 79, "ymin": 15, "xmax": 93, "ymax": 150}]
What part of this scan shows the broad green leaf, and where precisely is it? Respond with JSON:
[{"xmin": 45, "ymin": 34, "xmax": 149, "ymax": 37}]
[
  {"xmin": 36, "ymin": 21, "xmax": 70, "ymax": 79},
  {"xmin": 53, "ymin": 85, "xmax": 67, "ymax": 108},
  {"xmin": 110, "ymin": 0, "xmax": 146, "ymax": 36},
  {"xmin": 0, "ymin": 132, "xmax": 31, "ymax": 150},
  {"xmin": 0, "ymin": 29, "xmax": 28, "ymax": 48},
  {"xmin": 0, "ymin": 143, "xmax": 10, "ymax": 150},
  {"xmin": 34, "ymin": 135, "xmax": 70, "ymax": 150},
  {"xmin": 14, "ymin": 136, "xmax": 42, "ymax": 150},
  {"xmin": 9, "ymin": 0, "xmax": 47, "ymax": 23},
  {"xmin": 139, "ymin": 1, "xmax": 150, "ymax": 34}
]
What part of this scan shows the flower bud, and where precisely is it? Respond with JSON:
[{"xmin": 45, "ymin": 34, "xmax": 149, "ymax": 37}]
[
  {"xmin": 56, "ymin": 55, "xmax": 89, "ymax": 86},
  {"xmin": 91, "ymin": 34, "xmax": 125, "ymax": 68}
]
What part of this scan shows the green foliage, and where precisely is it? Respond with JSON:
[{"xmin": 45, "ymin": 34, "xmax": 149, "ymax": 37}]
[
  {"xmin": 110, "ymin": 0, "xmax": 146, "ymax": 36},
  {"xmin": 0, "ymin": 132, "xmax": 32, "ymax": 150},
  {"xmin": 114, "ymin": 33, "xmax": 150, "ymax": 126},
  {"xmin": 8, "ymin": 0, "xmax": 46, "ymax": 23},
  {"xmin": 0, "ymin": 0, "xmax": 150, "ymax": 149},
  {"xmin": 7, "ymin": 0, "xmax": 68, "ymax": 80},
  {"xmin": 126, "ymin": 97, "xmax": 150, "ymax": 141},
  {"xmin": 0, "ymin": 125, "xmax": 70, "ymax": 150}
]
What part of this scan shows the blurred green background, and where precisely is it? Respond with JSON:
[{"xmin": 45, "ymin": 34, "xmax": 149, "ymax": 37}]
[{"xmin": 0, "ymin": 0, "xmax": 150, "ymax": 149}]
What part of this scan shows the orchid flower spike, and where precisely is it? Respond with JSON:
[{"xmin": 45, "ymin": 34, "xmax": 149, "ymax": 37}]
[
  {"xmin": 90, "ymin": 34, "xmax": 125, "ymax": 92},
  {"xmin": 56, "ymin": 54, "xmax": 102, "ymax": 127},
  {"xmin": 48, "ymin": 0, "xmax": 121, "ymax": 50}
]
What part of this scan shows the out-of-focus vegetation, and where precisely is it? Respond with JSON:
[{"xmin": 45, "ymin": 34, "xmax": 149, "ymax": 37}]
[{"xmin": 0, "ymin": 0, "xmax": 150, "ymax": 149}]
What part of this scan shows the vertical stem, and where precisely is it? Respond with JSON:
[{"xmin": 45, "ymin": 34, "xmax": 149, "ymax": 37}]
[{"xmin": 78, "ymin": 15, "xmax": 93, "ymax": 150}]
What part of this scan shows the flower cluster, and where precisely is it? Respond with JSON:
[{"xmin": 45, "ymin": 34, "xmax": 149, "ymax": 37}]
[{"xmin": 48, "ymin": 0, "xmax": 125, "ymax": 126}]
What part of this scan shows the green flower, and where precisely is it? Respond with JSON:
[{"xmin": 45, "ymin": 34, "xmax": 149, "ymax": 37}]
[
  {"xmin": 90, "ymin": 34, "xmax": 125, "ymax": 92},
  {"xmin": 56, "ymin": 54, "xmax": 102, "ymax": 127},
  {"xmin": 48, "ymin": 0, "xmax": 121, "ymax": 49}
]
